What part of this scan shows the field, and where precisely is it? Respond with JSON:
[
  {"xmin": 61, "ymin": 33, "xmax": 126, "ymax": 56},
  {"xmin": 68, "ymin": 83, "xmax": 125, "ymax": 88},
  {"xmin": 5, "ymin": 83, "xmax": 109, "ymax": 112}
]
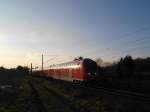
[
  {"xmin": 0, "ymin": 73, "xmax": 150, "ymax": 112},
  {"xmin": 0, "ymin": 72, "xmax": 116, "ymax": 112}
]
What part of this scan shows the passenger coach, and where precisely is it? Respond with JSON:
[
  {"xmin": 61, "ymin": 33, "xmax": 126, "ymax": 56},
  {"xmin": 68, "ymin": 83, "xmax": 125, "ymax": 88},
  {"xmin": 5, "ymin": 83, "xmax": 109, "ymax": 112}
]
[{"xmin": 43, "ymin": 58, "xmax": 98, "ymax": 82}]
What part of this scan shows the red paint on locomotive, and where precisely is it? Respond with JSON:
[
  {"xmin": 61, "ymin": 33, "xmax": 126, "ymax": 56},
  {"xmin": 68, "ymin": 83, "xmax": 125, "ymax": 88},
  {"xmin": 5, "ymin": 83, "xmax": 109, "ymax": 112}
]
[{"xmin": 38, "ymin": 58, "xmax": 98, "ymax": 82}]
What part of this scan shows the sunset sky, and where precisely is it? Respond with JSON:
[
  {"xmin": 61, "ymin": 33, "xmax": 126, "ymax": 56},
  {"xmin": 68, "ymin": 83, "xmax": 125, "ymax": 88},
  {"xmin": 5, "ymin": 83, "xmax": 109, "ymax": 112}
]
[{"xmin": 0, "ymin": 0, "xmax": 150, "ymax": 68}]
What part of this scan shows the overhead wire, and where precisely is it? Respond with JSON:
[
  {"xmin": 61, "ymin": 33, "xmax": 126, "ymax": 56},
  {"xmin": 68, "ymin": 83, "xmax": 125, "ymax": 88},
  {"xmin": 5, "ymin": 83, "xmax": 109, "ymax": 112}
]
[
  {"xmin": 80, "ymin": 25, "xmax": 150, "ymax": 59},
  {"xmin": 79, "ymin": 25, "xmax": 150, "ymax": 55},
  {"xmin": 95, "ymin": 37, "xmax": 150, "ymax": 57}
]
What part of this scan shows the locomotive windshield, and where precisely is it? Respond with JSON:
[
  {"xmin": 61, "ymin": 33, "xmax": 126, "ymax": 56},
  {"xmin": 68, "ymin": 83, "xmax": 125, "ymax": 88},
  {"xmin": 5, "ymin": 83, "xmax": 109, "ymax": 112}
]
[{"xmin": 84, "ymin": 59, "xmax": 97, "ymax": 75}]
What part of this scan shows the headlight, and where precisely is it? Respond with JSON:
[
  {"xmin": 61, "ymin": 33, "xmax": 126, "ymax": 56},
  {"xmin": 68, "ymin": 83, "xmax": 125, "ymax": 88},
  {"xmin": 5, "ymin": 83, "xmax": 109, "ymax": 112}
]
[{"xmin": 88, "ymin": 73, "xmax": 91, "ymax": 75}]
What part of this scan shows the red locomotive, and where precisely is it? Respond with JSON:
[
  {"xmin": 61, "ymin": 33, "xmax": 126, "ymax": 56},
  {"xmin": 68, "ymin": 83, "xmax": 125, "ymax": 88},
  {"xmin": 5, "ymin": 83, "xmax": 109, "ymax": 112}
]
[{"xmin": 38, "ymin": 58, "xmax": 98, "ymax": 82}]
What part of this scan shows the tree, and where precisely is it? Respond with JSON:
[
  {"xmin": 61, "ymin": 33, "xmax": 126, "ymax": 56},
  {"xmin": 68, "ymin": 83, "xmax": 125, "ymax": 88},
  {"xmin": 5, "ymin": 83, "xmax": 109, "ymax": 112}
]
[
  {"xmin": 123, "ymin": 55, "xmax": 135, "ymax": 77},
  {"xmin": 0, "ymin": 66, "xmax": 6, "ymax": 71},
  {"xmin": 117, "ymin": 55, "xmax": 135, "ymax": 78},
  {"xmin": 117, "ymin": 58, "xmax": 124, "ymax": 77},
  {"xmin": 16, "ymin": 66, "xmax": 30, "ymax": 75}
]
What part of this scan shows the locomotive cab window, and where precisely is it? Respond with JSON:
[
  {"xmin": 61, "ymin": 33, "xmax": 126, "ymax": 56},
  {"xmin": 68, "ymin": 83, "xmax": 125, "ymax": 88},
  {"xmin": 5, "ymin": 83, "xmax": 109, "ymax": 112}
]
[{"xmin": 84, "ymin": 59, "xmax": 97, "ymax": 76}]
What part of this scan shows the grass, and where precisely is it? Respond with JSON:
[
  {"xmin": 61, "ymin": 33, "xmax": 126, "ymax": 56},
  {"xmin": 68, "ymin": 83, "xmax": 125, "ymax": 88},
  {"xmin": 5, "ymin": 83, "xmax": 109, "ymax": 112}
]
[
  {"xmin": 34, "ymin": 83, "xmax": 75, "ymax": 112},
  {"xmin": 0, "ymin": 77, "xmax": 38, "ymax": 112},
  {"xmin": 31, "ymin": 77, "xmax": 112, "ymax": 112},
  {"xmin": 0, "ymin": 76, "xmax": 112, "ymax": 112}
]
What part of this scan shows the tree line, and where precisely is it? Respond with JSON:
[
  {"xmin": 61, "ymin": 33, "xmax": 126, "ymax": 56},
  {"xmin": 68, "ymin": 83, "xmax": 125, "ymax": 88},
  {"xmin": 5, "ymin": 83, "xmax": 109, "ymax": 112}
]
[
  {"xmin": 96, "ymin": 56, "xmax": 150, "ymax": 78},
  {"xmin": 0, "ymin": 66, "xmax": 29, "ymax": 76}
]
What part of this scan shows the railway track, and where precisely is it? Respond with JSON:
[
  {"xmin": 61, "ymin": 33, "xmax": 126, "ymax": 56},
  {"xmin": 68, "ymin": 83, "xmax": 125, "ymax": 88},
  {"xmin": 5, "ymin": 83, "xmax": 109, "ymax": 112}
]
[
  {"xmin": 81, "ymin": 85, "xmax": 150, "ymax": 102},
  {"xmin": 28, "ymin": 81, "xmax": 48, "ymax": 112},
  {"xmin": 30, "ymin": 76, "xmax": 150, "ymax": 112},
  {"xmin": 38, "ymin": 77, "xmax": 150, "ymax": 102},
  {"xmin": 34, "ymin": 76, "xmax": 150, "ymax": 102},
  {"xmin": 28, "ymin": 78, "xmax": 79, "ymax": 112}
]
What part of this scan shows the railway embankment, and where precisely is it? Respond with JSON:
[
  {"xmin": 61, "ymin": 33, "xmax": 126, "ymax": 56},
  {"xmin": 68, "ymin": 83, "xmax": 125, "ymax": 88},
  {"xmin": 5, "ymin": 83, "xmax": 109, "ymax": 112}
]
[
  {"xmin": 1, "ymin": 76, "xmax": 150, "ymax": 112},
  {"xmin": 30, "ymin": 76, "xmax": 150, "ymax": 112}
]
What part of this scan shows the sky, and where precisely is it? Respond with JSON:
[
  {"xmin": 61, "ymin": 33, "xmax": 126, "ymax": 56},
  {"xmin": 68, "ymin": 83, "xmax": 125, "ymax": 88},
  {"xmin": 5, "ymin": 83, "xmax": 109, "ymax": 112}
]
[{"xmin": 0, "ymin": 0, "xmax": 150, "ymax": 68}]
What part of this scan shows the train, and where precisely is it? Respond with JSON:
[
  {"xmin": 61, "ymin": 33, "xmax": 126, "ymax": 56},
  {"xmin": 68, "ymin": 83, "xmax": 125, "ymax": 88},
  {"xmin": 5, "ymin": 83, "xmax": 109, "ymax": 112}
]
[{"xmin": 35, "ymin": 58, "xmax": 98, "ymax": 83}]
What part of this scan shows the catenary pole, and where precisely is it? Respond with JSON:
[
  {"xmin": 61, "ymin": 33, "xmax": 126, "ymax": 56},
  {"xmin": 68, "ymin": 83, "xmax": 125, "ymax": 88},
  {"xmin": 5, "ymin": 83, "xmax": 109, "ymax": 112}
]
[{"xmin": 42, "ymin": 54, "xmax": 43, "ymax": 73}]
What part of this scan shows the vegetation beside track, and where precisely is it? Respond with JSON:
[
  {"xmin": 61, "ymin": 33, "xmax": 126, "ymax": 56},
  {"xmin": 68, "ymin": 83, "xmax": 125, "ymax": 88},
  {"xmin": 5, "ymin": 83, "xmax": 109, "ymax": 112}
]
[
  {"xmin": 1, "ymin": 75, "xmax": 149, "ymax": 112},
  {"xmin": 32, "ymin": 80, "xmax": 77, "ymax": 112},
  {"xmin": 1, "ymin": 76, "xmax": 109, "ymax": 112},
  {"xmin": 31, "ymin": 77, "xmax": 112, "ymax": 112},
  {"xmin": 1, "ymin": 77, "xmax": 41, "ymax": 112},
  {"xmin": 31, "ymin": 76, "xmax": 150, "ymax": 112}
]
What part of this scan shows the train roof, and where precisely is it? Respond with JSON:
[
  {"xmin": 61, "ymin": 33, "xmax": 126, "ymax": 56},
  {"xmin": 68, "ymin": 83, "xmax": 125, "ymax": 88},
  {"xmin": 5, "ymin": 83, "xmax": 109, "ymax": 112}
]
[{"xmin": 49, "ymin": 58, "xmax": 95, "ymax": 68}]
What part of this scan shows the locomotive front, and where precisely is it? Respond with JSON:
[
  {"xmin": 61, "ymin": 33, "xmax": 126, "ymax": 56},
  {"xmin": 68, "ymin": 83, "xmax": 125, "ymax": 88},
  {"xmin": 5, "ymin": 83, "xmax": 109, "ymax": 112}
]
[{"xmin": 83, "ymin": 58, "xmax": 98, "ymax": 81}]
